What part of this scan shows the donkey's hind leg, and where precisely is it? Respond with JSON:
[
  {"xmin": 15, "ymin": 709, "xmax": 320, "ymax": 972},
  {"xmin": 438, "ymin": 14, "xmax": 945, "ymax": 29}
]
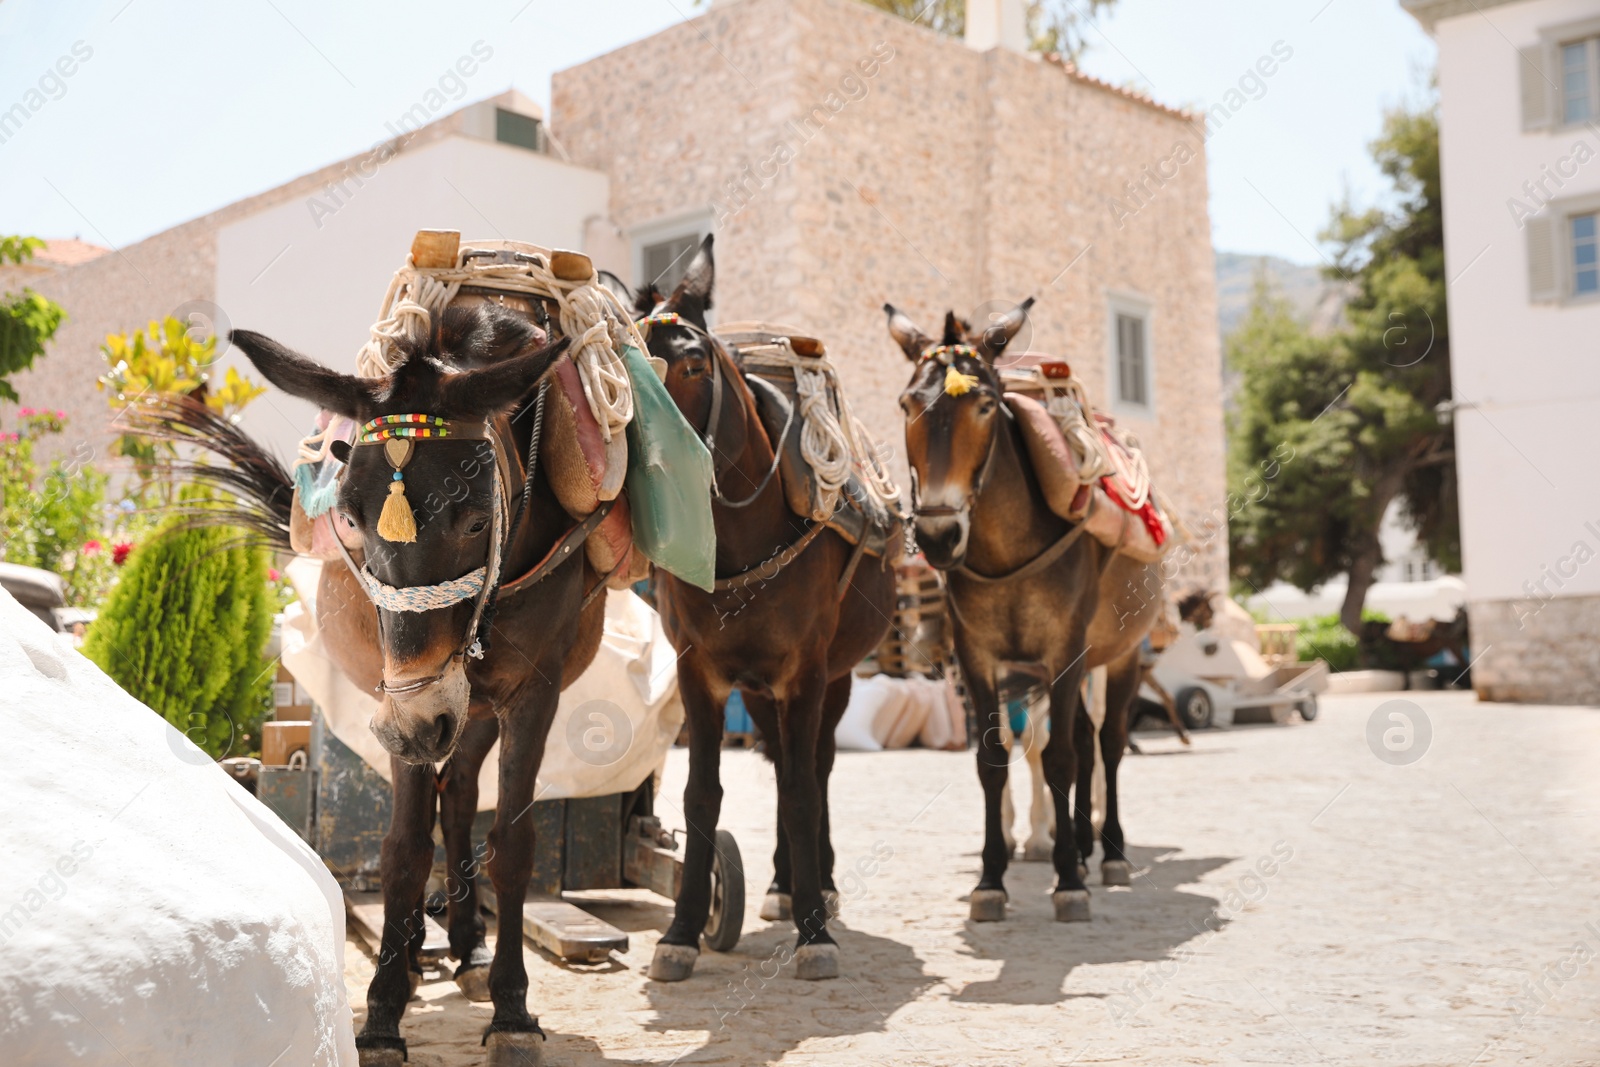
[
  {"xmin": 816, "ymin": 672, "xmax": 851, "ymax": 919},
  {"xmin": 1044, "ymin": 655, "xmax": 1092, "ymax": 922},
  {"xmin": 745, "ymin": 692, "xmax": 793, "ymax": 923},
  {"xmin": 965, "ymin": 662, "xmax": 1012, "ymax": 921},
  {"xmin": 1021, "ymin": 698, "xmax": 1055, "ymax": 862},
  {"xmin": 355, "ymin": 759, "xmax": 438, "ymax": 1065},
  {"xmin": 440, "ymin": 716, "xmax": 498, "ymax": 1001},
  {"xmin": 1099, "ymin": 652, "xmax": 1143, "ymax": 887}
]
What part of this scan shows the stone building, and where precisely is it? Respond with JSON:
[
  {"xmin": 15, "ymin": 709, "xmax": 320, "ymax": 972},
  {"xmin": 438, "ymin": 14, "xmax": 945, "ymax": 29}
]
[
  {"xmin": 553, "ymin": 0, "xmax": 1226, "ymax": 589},
  {"xmin": 6, "ymin": 0, "xmax": 1226, "ymax": 591}
]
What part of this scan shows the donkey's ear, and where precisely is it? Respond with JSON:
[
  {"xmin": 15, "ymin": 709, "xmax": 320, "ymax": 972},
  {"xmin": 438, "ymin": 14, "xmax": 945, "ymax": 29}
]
[
  {"xmin": 883, "ymin": 303, "xmax": 933, "ymax": 362},
  {"xmin": 972, "ymin": 297, "xmax": 1035, "ymax": 361},
  {"xmin": 596, "ymin": 270, "xmax": 633, "ymax": 307},
  {"xmin": 634, "ymin": 282, "xmax": 665, "ymax": 317},
  {"xmin": 436, "ymin": 337, "xmax": 571, "ymax": 418},
  {"xmin": 230, "ymin": 330, "xmax": 382, "ymax": 419},
  {"xmin": 664, "ymin": 235, "xmax": 714, "ymax": 329},
  {"xmin": 435, "ymin": 303, "xmax": 546, "ymax": 367},
  {"xmin": 941, "ymin": 311, "xmax": 966, "ymax": 346}
]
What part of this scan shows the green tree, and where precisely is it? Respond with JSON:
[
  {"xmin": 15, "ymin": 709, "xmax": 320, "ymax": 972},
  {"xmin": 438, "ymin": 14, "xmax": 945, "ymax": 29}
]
[
  {"xmin": 0, "ymin": 236, "xmax": 67, "ymax": 405},
  {"xmin": 84, "ymin": 519, "xmax": 274, "ymax": 759},
  {"xmin": 859, "ymin": 0, "xmax": 1117, "ymax": 60},
  {"xmin": 1228, "ymin": 102, "xmax": 1455, "ymax": 633}
]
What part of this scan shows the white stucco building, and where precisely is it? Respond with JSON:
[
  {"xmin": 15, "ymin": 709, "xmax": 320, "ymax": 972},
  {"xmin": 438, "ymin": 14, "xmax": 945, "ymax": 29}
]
[
  {"xmin": 1405, "ymin": 0, "xmax": 1600, "ymax": 703},
  {"xmin": 0, "ymin": 91, "xmax": 620, "ymax": 466}
]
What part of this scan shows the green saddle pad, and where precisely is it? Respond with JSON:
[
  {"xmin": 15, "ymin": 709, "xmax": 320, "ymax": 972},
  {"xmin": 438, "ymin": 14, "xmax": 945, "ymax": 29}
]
[{"xmin": 622, "ymin": 344, "xmax": 716, "ymax": 591}]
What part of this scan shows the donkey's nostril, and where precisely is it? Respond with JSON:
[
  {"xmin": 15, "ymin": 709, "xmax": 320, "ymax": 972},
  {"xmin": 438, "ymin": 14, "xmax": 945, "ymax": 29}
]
[{"xmin": 434, "ymin": 712, "xmax": 454, "ymax": 751}]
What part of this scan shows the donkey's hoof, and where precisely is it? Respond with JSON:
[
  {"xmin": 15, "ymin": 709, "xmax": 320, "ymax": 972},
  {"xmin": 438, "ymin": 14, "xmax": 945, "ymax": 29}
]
[
  {"xmin": 1022, "ymin": 840, "xmax": 1053, "ymax": 863},
  {"xmin": 794, "ymin": 943, "xmax": 840, "ymax": 980},
  {"xmin": 969, "ymin": 889, "xmax": 1008, "ymax": 922},
  {"xmin": 1076, "ymin": 862, "xmax": 1089, "ymax": 882},
  {"xmin": 407, "ymin": 969, "xmax": 423, "ymax": 1000},
  {"xmin": 760, "ymin": 892, "xmax": 792, "ymax": 922},
  {"xmin": 485, "ymin": 1030, "xmax": 545, "ymax": 1067},
  {"xmin": 1053, "ymin": 889, "xmax": 1092, "ymax": 923},
  {"xmin": 822, "ymin": 889, "xmax": 841, "ymax": 919},
  {"xmin": 649, "ymin": 943, "xmax": 699, "ymax": 982},
  {"xmin": 358, "ymin": 1050, "xmax": 406, "ymax": 1067},
  {"xmin": 1102, "ymin": 860, "xmax": 1132, "ymax": 887},
  {"xmin": 454, "ymin": 963, "xmax": 492, "ymax": 1002}
]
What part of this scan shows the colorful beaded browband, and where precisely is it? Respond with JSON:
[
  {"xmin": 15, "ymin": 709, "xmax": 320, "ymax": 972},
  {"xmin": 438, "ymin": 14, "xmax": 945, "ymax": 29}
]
[
  {"xmin": 920, "ymin": 343, "xmax": 978, "ymax": 364},
  {"xmin": 358, "ymin": 414, "xmax": 451, "ymax": 442}
]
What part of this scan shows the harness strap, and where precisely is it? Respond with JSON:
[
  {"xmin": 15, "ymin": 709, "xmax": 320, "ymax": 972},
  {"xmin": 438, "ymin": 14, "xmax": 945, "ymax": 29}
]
[
  {"xmin": 836, "ymin": 533, "xmax": 869, "ymax": 601},
  {"xmin": 711, "ymin": 521, "xmax": 827, "ymax": 594},
  {"xmin": 498, "ymin": 496, "xmax": 618, "ymax": 598},
  {"xmin": 951, "ymin": 495, "xmax": 1101, "ymax": 585}
]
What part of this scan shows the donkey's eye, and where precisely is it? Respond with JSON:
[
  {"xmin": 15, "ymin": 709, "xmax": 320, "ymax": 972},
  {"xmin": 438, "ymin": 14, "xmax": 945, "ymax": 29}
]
[
  {"xmin": 466, "ymin": 518, "xmax": 488, "ymax": 535},
  {"xmin": 976, "ymin": 397, "xmax": 997, "ymax": 416}
]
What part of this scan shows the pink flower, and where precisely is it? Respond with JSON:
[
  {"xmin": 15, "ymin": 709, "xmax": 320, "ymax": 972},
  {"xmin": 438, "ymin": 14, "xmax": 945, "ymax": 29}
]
[
  {"xmin": 268, "ymin": 568, "xmax": 281, "ymax": 582},
  {"xmin": 54, "ymin": 410, "xmax": 65, "ymax": 419},
  {"xmin": 82, "ymin": 539, "xmax": 102, "ymax": 555},
  {"xmin": 18, "ymin": 407, "xmax": 33, "ymax": 417},
  {"xmin": 112, "ymin": 542, "xmax": 133, "ymax": 566}
]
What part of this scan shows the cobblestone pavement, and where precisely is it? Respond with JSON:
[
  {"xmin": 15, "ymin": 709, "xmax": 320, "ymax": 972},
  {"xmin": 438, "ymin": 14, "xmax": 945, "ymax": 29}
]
[{"xmin": 345, "ymin": 691, "xmax": 1600, "ymax": 1065}]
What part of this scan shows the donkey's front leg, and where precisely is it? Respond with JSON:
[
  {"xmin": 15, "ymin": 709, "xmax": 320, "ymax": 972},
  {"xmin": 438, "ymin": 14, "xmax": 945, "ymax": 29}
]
[
  {"xmin": 965, "ymin": 663, "xmax": 1012, "ymax": 922},
  {"xmin": 650, "ymin": 660, "xmax": 729, "ymax": 982},
  {"xmin": 776, "ymin": 657, "xmax": 836, "ymax": 979},
  {"xmin": 1022, "ymin": 701, "xmax": 1056, "ymax": 862},
  {"xmin": 1044, "ymin": 657, "xmax": 1091, "ymax": 922},
  {"xmin": 481, "ymin": 685, "xmax": 558, "ymax": 1064},
  {"xmin": 440, "ymin": 716, "xmax": 498, "ymax": 1002},
  {"xmin": 355, "ymin": 759, "xmax": 437, "ymax": 1066},
  {"xmin": 1097, "ymin": 652, "xmax": 1143, "ymax": 887}
]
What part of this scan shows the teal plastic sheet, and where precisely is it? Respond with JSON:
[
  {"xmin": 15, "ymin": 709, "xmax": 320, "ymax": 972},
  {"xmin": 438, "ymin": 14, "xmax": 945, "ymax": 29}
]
[{"xmin": 622, "ymin": 345, "xmax": 716, "ymax": 591}]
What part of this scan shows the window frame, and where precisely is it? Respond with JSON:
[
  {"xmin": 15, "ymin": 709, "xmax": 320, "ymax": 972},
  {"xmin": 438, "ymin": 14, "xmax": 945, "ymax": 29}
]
[
  {"xmin": 1571, "ymin": 211, "xmax": 1600, "ymax": 297},
  {"xmin": 1535, "ymin": 16, "xmax": 1600, "ymax": 131},
  {"xmin": 629, "ymin": 211, "xmax": 713, "ymax": 302},
  {"xmin": 1105, "ymin": 291, "xmax": 1155, "ymax": 418}
]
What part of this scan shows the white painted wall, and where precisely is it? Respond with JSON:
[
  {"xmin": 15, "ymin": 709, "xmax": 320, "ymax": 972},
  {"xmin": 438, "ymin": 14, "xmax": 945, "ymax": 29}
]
[
  {"xmin": 1433, "ymin": 0, "xmax": 1600, "ymax": 601},
  {"xmin": 214, "ymin": 135, "xmax": 610, "ymax": 465}
]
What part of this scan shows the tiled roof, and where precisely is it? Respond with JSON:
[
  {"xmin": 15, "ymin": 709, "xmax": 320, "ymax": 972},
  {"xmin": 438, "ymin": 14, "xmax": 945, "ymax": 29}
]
[
  {"xmin": 31, "ymin": 238, "xmax": 111, "ymax": 268},
  {"xmin": 1042, "ymin": 53, "xmax": 1198, "ymax": 122}
]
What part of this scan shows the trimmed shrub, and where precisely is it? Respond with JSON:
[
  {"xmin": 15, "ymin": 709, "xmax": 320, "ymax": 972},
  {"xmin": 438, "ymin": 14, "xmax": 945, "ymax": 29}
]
[{"xmin": 84, "ymin": 521, "xmax": 273, "ymax": 758}]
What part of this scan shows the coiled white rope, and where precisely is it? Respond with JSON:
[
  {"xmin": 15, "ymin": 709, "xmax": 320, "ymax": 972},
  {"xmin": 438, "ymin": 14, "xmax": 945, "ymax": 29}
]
[
  {"xmin": 295, "ymin": 245, "xmax": 643, "ymax": 470},
  {"xmin": 737, "ymin": 340, "xmax": 902, "ymax": 516}
]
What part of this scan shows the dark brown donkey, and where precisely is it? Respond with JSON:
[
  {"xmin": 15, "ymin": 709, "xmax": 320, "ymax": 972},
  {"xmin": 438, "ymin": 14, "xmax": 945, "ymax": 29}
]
[
  {"xmin": 626, "ymin": 238, "xmax": 896, "ymax": 982},
  {"xmin": 885, "ymin": 300, "xmax": 1163, "ymax": 924},
  {"xmin": 167, "ymin": 303, "xmax": 604, "ymax": 1066}
]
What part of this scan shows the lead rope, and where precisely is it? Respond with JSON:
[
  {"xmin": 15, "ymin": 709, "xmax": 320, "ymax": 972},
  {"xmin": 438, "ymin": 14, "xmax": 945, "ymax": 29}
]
[{"xmin": 473, "ymin": 380, "xmax": 548, "ymax": 656}]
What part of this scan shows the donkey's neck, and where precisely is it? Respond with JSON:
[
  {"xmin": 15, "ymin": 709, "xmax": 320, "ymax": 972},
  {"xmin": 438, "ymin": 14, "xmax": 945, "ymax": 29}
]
[
  {"xmin": 965, "ymin": 411, "xmax": 1068, "ymax": 575},
  {"xmin": 710, "ymin": 357, "xmax": 802, "ymax": 574}
]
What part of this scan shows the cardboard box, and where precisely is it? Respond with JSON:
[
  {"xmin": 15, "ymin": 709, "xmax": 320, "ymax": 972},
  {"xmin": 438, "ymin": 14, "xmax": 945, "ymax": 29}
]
[
  {"xmin": 273, "ymin": 662, "xmax": 312, "ymax": 721},
  {"xmin": 262, "ymin": 720, "xmax": 311, "ymax": 768}
]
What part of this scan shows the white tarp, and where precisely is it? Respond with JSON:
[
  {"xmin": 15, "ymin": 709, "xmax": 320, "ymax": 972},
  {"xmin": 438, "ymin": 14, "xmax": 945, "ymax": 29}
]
[
  {"xmin": 280, "ymin": 557, "xmax": 683, "ymax": 810},
  {"xmin": 0, "ymin": 590, "xmax": 356, "ymax": 1066}
]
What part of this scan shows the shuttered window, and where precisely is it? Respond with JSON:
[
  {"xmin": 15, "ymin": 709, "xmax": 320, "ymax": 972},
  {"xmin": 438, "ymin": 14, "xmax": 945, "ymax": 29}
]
[
  {"xmin": 1115, "ymin": 311, "xmax": 1149, "ymax": 408},
  {"xmin": 1563, "ymin": 40, "xmax": 1597, "ymax": 123},
  {"xmin": 640, "ymin": 234, "xmax": 701, "ymax": 292},
  {"xmin": 1572, "ymin": 213, "xmax": 1599, "ymax": 294}
]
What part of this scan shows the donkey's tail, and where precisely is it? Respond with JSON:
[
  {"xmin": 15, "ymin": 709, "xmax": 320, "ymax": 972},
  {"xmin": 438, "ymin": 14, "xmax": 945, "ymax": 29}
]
[{"xmin": 120, "ymin": 395, "xmax": 295, "ymax": 553}]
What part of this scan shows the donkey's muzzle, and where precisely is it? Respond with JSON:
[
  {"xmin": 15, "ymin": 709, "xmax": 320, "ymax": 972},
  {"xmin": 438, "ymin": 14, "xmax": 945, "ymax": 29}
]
[
  {"xmin": 370, "ymin": 659, "xmax": 471, "ymax": 762},
  {"xmin": 914, "ymin": 514, "xmax": 969, "ymax": 570}
]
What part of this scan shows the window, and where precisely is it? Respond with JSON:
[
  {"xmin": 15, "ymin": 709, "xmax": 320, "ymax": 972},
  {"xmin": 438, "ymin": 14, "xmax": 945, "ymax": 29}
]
[
  {"xmin": 495, "ymin": 108, "xmax": 542, "ymax": 152},
  {"xmin": 1564, "ymin": 41, "xmax": 1595, "ymax": 123},
  {"xmin": 1114, "ymin": 311, "xmax": 1149, "ymax": 408},
  {"xmin": 640, "ymin": 233, "xmax": 702, "ymax": 293},
  {"xmin": 1573, "ymin": 214, "xmax": 1599, "ymax": 295}
]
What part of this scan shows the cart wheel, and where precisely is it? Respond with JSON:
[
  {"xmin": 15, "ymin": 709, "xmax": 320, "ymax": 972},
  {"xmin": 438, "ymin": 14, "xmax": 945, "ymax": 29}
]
[
  {"xmin": 1175, "ymin": 687, "xmax": 1213, "ymax": 731},
  {"xmin": 702, "ymin": 829, "xmax": 745, "ymax": 954},
  {"xmin": 1297, "ymin": 695, "xmax": 1319, "ymax": 722}
]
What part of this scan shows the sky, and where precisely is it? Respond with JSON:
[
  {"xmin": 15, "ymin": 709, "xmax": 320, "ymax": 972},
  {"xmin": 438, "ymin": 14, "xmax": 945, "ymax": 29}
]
[{"xmin": 0, "ymin": 0, "xmax": 1436, "ymax": 266}]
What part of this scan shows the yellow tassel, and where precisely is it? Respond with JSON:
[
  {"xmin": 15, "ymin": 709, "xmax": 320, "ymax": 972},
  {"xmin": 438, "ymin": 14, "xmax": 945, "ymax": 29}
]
[
  {"xmin": 378, "ymin": 479, "xmax": 417, "ymax": 543},
  {"xmin": 944, "ymin": 364, "xmax": 980, "ymax": 397}
]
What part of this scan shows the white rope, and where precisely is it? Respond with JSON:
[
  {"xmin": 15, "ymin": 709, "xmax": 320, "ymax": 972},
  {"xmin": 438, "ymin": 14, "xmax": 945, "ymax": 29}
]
[
  {"xmin": 735, "ymin": 340, "xmax": 902, "ymax": 515},
  {"xmin": 362, "ymin": 565, "xmax": 485, "ymax": 612},
  {"xmin": 294, "ymin": 245, "xmax": 644, "ymax": 471}
]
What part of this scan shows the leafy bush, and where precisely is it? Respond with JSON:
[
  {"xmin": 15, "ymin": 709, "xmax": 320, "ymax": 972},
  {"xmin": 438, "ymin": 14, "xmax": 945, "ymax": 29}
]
[
  {"xmin": 0, "ymin": 408, "xmax": 121, "ymax": 604},
  {"xmin": 84, "ymin": 521, "xmax": 274, "ymax": 759},
  {"xmin": 1285, "ymin": 611, "xmax": 1391, "ymax": 673}
]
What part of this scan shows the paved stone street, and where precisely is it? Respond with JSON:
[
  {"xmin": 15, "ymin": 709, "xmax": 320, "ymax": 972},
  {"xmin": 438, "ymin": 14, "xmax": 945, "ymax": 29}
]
[{"xmin": 346, "ymin": 691, "xmax": 1600, "ymax": 1066}]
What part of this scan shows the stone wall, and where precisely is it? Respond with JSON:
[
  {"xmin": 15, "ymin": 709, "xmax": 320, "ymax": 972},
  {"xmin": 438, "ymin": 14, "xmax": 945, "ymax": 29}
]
[
  {"xmin": 1469, "ymin": 596, "xmax": 1600, "ymax": 705},
  {"xmin": 553, "ymin": 0, "xmax": 1227, "ymax": 590}
]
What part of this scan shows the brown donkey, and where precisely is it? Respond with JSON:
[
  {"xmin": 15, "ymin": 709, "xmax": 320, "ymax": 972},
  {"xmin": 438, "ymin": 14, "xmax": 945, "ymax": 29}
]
[
  {"xmin": 170, "ymin": 303, "xmax": 604, "ymax": 1066},
  {"xmin": 885, "ymin": 300, "xmax": 1163, "ymax": 924},
  {"xmin": 625, "ymin": 238, "xmax": 896, "ymax": 982}
]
